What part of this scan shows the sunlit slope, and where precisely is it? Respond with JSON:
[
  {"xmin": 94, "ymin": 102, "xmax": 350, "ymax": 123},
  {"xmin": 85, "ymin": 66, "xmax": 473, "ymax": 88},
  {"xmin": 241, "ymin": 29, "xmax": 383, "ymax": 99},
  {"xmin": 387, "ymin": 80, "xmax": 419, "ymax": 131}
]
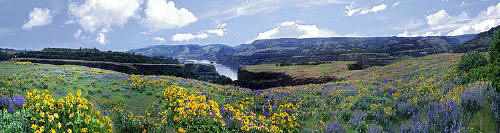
[{"xmin": 0, "ymin": 53, "xmax": 497, "ymax": 132}]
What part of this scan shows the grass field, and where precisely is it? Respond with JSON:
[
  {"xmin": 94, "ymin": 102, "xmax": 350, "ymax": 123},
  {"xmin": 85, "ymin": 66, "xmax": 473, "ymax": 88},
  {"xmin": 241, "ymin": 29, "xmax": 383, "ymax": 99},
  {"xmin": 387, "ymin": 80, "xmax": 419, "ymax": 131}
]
[
  {"xmin": 242, "ymin": 61, "xmax": 356, "ymax": 78},
  {"xmin": 0, "ymin": 53, "xmax": 498, "ymax": 133}
]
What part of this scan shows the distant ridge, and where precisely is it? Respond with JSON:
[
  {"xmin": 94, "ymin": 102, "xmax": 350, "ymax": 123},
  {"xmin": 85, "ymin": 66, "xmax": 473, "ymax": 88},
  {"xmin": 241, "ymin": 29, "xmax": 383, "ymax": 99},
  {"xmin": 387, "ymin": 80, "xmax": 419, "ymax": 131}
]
[
  {"xmin": 453, "ymin": 25, "xmax": 500, "ymax": 53},
  {"xmin": 129, "ymin": 34, "xmax": 476, "ymax": 69}
]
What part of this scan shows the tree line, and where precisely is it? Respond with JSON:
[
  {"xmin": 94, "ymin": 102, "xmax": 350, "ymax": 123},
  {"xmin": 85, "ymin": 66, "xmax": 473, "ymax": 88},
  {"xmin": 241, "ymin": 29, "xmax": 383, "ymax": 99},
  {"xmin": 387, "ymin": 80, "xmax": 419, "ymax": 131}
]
[{"xmin": 10, "ymin": 48, "xmax": 179, "ymax": 64}]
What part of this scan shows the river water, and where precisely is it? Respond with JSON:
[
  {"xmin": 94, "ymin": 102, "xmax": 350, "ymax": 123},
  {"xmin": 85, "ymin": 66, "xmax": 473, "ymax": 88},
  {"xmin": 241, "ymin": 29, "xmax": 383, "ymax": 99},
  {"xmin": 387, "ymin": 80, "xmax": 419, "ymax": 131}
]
[
  {"xmin": 214, "ymin": 63, "xmax": 238, "ymax": 80},
  {"xmin": 184, "ymin": 60, "xmax": 238, "ymax": 80}
]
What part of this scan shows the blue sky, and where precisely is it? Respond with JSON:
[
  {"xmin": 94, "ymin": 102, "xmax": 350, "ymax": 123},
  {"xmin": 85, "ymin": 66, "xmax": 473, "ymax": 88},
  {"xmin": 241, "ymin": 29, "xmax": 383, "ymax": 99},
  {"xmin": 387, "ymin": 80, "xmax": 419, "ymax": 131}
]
[{"xmin": 0, "ymin": 0, "xmax": 499, "ymax": 51}]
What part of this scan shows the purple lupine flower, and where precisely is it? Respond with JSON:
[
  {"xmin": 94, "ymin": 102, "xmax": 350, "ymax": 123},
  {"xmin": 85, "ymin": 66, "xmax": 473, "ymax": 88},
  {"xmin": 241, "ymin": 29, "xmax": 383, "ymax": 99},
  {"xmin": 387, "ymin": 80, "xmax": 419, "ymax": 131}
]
[
  {"xmin": 323, "ymin": 121, "xmax": 345, "ymax": 133},
  {"xmin": 0, "ymin": 95, "xmax": 8, "ymax": 106},
  {"xmin": 8, "ymin": 103, "xmax": 15, "ymax": 113},
  {"xmin": 102, "ymin": 93, "xmax": 111, "ymax": 98},
  {"xmin": 12, "ymin": 95, "xmax": 26, "ymax": 108}
]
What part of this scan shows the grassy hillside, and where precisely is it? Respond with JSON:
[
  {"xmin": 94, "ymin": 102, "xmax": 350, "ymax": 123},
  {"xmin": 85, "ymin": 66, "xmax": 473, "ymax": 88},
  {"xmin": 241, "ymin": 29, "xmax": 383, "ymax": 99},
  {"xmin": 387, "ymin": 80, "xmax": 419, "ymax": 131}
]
[
  {"xmin": 0, "ymin": 53, "xmax": 498, "ymax": 132},
  {"xmin": 242, "ymin": 61, "xmax": 355, "ymax": 78}
]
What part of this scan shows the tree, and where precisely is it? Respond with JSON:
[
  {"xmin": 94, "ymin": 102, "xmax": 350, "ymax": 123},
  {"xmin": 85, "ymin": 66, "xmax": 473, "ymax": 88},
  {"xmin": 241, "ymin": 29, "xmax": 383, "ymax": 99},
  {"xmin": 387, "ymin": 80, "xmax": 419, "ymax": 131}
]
[
  {"xmin": 457, "ymin": 51, "xmax": 488, "ymax": 72},
  {"xmin": 490, "ymin": 30, "xmax": 500, "ymax": 66}
]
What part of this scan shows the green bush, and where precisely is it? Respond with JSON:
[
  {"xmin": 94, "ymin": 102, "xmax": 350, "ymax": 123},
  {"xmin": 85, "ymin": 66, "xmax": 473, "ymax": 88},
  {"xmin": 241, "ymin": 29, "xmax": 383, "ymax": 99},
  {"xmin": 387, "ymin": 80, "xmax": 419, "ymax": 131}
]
[
  {"xmin": 296, "ymin": 62, "xmax": 310, "ymax": 65},
  {"xmin": 462, "ymin": 65, "xmax": 500, "ymax": 91},
  {"xmin": 0, "ymin": 52, "xmax": 12, "ymax": 61},
  {"xmin": 490, "ymin": 30, "xmax": 500, "ymax": 66},
  {"xmin": 348, "ymin": 63, "xmax": 363, "ymax": 70},
  {"xmin": 458, "ymin": 51, "xmax": 488, "ymax": 72},
  {"xmin": 279, "ymin": 62, "xmax": 293, "ymax": 66}
]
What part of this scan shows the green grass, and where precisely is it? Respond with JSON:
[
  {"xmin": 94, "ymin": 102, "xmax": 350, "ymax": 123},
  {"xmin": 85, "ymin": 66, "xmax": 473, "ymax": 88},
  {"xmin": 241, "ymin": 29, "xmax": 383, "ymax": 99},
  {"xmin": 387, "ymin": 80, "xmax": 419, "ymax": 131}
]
[
  {"xmin": 0, "ymin": 61, "xmax": 43, "ymax": 74},
  {"xmin": 0, "ymin": 61, "xmax": 159, "ymax": 114}
]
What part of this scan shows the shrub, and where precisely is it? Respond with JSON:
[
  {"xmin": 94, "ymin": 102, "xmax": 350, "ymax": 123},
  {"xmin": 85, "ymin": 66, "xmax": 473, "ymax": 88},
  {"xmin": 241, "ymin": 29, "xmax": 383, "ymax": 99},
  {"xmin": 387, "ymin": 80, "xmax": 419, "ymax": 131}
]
[
  {"xmin": 462, "ymin": 65, "xmax": 500, "ymax": 91},
  {"xmin": 296, "ymin": 62, "xmax": 310, "ymax": 65},
  {"xmin": 490, "ymin": 30, "xmax": 500, "ymax": 66},
  {"xmin": 279, "ymin": 62, "xmax": 293, "ymax": 66},
  {"xmin": 458, "ymin": 51, "xmax": 488, "ymax": 72},
  {"xmin": 0, "ymin": 52, "xmax": 12, "ymax": 61},
  {"xmin": 348, "ymin": 63, "xmax": 363, "ymax": 70}
]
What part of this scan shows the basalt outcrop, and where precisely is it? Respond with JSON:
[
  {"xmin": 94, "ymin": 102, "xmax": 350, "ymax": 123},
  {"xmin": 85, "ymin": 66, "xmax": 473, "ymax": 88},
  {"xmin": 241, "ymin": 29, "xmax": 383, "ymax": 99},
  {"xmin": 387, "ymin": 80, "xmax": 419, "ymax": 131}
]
[
  {"xmin": 10, "ymin": 58, "xmax": 233, "ymax": 85},
  {"xmin": 236, "ymin": 68, "xmax": 337, "ymax": 89}
]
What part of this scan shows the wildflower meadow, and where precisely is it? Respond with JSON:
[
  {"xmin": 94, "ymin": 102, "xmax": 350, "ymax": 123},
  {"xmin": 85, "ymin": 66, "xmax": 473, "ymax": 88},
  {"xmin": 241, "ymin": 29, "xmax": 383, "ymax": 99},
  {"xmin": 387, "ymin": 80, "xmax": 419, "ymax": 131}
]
[{"xmin": 0, "ymin": 53, "xmax": 498, "ymax": 132}]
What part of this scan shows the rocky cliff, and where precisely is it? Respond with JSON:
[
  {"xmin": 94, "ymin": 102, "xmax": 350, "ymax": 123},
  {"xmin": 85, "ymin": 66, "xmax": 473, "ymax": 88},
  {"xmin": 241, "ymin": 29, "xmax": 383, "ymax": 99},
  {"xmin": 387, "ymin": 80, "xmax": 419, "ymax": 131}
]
[
  {"xmin": 236, "ymin": 68, "xmax": 337, "ymax": 89},
  {"xmin": 129, "ymin": 35, "xmax": 476, "ymax": 70},
  {"xmin": 10, "ymin": 58, "xmax": 233, "ymax": 85}
]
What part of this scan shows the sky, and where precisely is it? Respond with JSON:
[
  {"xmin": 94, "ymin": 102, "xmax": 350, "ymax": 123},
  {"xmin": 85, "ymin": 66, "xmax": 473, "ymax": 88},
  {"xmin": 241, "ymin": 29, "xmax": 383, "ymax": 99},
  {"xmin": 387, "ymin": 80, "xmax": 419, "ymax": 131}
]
[{"xmin": 0, "ymin": 0, "xmax": 500, "ymax": 51}]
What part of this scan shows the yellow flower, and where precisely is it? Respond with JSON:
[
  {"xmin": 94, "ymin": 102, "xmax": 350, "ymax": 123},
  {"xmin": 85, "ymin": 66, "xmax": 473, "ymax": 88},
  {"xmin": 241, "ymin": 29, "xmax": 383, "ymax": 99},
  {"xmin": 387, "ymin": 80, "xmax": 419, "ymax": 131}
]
[
  {"xmin": 384, "ymin": 106, "xmax": 394, "ymax": 116},
  {"xmin": 39, "ymin": 112, "xmax": 45, "ymax": 117},
  {"xmin": 48, "ymin": 115, "xmax": 54, "ymax": 122},
  {"xmin": 67, "ymin": 129, "xmax": 72, "ymax": 133},
  {"xmin": 76, "ymin": 90, "xmax": 82, "ymax": 97},
  {"xmin": 39, "ymin": 126, "xmax": 45, "ymax": 132},
  {"xmin": 57, "ymin": 122, "xmax": 62, "ymax": 128},
  {"xmin": 51, "ymin": 128, "xmax": 56, "ymax": 133},
  {"xmin": 31, "ymin": 124, "xmax": 38, "ymax": 130},
  {"xmin": 178, "ymin": 128, "xmax": 186, "ymax": 133},
  {"xmin": 54, "ymin": 113, "xmax": 59, "ymax": 119},
  {"xmin": 80, "ymin": 128, "xmax": 88, "ymax": 133}
]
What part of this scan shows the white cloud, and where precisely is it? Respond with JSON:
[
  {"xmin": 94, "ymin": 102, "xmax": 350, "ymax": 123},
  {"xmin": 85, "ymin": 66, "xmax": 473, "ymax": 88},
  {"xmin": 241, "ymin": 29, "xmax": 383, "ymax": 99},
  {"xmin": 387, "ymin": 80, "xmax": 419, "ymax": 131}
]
[
  {"xmin": 222, "ymin": 0, "xmax": 280, "ymax": 19},
  {"xmin": 448, "ymin": 18, "xmax": 500, "ymax": 36},
  {"xmin": 172, "ymin": 33, "xmax": 208, "ymax": 42},
  {"xmin": 153, "ymin": 37, "xmax": 165, "ymax": 42},
  {"xmin": 219, "ymin": 0, "xmax": 345, "ymax": 19},
  {"xmin": 392, "ymin": 2, "xmax": 400, "ymax": 8},
  {"xmin": 401, "ymin": 2, "xmax": 500, "ymax": 36},
  {"xmin": 206, "ymin": 29, "xmax": 225, "ymax": 37},
  {"xmin": 397, "ymin": 30, "xmax": 443, "ymax": 37},
  {"xmin": 73, "ymin": 29, "xmax": 82, "ymax": 39},
  {"xmin": 22, "ymin": 8, "xmax": 52, "ymax": 30},
  {"xmin": 68, "ymin": 0, "xmax": 142, "ymax": 32},
  {"xmin": 143, "ymin": 0, "xmax": 197, "ymax": 31},
  {"xmin": 345, "ymin": 4, "xmax": 387, "ymax": 16},
  {"xmin": 299, "ymin": 0, "xmax": 345, "ymax": 7},
  {"xmin": 96, "ymin": 29, "xmax": 108, "ymax": 45},
  {"xmin": 447, "ymin": 2, "xmax": 500, "ymax": 35},
  {"xmin": 391, "ymin": 19, "xmax": 424, "ymax": 30},
  {"xmin": 205, "ymin": 23, "xmax": 227, "ymax": 36},
  {"xmin": 255, "ymin": 21, "xmax": 335, "ymax": 40},
  {"xmin": 171, "ymin": 23, "xmax": 227, "ymax": 41},
  {"xmin": 216, "ymin": 23, "xmax": 227, "ymax": 29},
  {"xmin": 425, "ymin": 10, "xmax": 470, "ymax": 30}
]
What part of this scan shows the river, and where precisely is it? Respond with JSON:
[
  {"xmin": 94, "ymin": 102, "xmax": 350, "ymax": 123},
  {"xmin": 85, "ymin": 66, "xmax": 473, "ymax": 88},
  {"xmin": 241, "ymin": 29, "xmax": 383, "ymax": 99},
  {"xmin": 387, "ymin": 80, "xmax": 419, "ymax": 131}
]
[{"xmin": 184, "ymin": 60, "xmax": 238, "ymax": 80}]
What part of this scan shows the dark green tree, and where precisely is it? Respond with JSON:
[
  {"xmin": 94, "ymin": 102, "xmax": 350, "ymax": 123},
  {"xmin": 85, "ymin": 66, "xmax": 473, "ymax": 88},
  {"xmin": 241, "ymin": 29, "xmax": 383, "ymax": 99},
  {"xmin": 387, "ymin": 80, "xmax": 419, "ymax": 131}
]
[
  {"xmin": 457, "ymin": 51, "xmax": 488, "ymax": 72},
  {"xmin": 490, "ymin": 30, "xmax": 500, "ymax": 66}
]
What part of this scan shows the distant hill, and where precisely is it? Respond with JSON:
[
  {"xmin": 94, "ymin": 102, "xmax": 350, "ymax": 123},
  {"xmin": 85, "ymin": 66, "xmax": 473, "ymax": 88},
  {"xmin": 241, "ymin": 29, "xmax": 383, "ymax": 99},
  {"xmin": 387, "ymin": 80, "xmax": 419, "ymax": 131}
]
[
  {"xmin": 15, "ymin": 48, "xmax": 179, "ymax": 64},
  {"xmin": 453, "ymin": 25, "xmax": 500, "ymax": 53},
  {"xmin": 129, "ymin": 35, "xmax": 475, "ymax": 69},
  {"xmin": 127, "ymin": 44, "xmax": 236, "ymax": 61}
]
